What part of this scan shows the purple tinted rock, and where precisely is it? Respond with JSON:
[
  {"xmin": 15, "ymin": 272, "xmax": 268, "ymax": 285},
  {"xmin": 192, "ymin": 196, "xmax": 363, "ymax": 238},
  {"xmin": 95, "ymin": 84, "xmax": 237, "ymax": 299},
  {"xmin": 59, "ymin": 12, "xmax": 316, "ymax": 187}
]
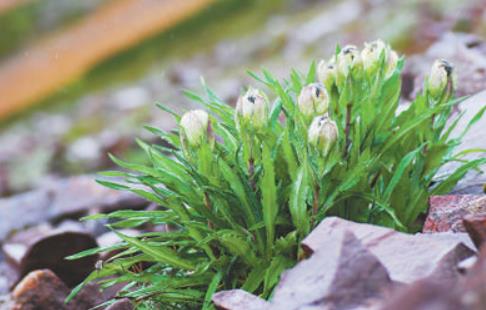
[
  {"xmin": 212, "ymin": 289, "xmax": 269, "ymax": 310},
  {"xmin": 424, "ymin": 195, "xmax": 486, "ymax": 232},
  {"xmin": 302, "ymin": 217, "xmax": 475, "ymax": 284},
  {"xmin": 270, "ymin": 230, "xmax": 391, "ymax": 310},
  {"xmin": 0, "ymin": 175, "xmax": 147, "ymax": 241}
]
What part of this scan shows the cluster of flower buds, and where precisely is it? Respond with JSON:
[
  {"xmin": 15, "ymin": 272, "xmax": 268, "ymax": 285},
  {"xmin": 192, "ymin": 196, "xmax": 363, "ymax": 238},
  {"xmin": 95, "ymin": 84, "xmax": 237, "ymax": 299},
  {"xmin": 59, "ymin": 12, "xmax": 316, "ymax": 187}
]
[
  {"xmin": 235, "ymin": 87, "xmax": 269, "ymax": 131},
  {"xmin": 427, "ymin": 59, "xmax": 453, "ymax": 100},
  {"xmin": 297, "ymin": 83, "xmax": 329, "ymax": 119},
  {"xmin": 308, "ymin": 114, "xmax": 339, "ymax": 156},
  {"xmin": 318, "ymin": 40, "xmax": 400, "ymax": 90},
  {"xmin": 180, "ymin": 109, "xmax": 210, "ymax": 148}
]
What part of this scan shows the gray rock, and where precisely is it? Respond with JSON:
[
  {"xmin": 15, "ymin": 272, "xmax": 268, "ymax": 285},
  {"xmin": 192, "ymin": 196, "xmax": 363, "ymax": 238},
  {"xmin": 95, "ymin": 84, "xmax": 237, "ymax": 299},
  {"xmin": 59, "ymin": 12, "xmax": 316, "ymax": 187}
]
[
  {"xmin": 271, "ymin": 230, "xmax": 392, "ymax": 310},
  {"xmin": 302, "ymin": 217, "xmax": 475, "ymax": 284}
]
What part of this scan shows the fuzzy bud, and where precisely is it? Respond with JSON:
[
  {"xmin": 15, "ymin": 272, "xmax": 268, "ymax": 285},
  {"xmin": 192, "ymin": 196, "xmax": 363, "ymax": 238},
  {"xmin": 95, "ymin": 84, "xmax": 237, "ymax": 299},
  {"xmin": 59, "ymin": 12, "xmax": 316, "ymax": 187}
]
[
  {"xmin": 298, "ymin": 83, "xmax": 329, "ymax": 118},
  {"xmin": 361, "ymin": 39, "xmax": 387, "ymax": 76},
  {"xmin": 337, "ymin": 45, "xmax": 362, "ymax": 85},
  {"xmin": 317, "ymin": 59, "xmax": 337, "ymax": 90},
  {"xmin": 235, "ymin": 87, "xmax": 269, "ymax": 130},
  {"xmin": 180, "ymin": 109, "xmax": 209, "ymax": 147},
  {"xmin": 308, "ymin": 115, "xmax": 338, "ymax": 156},
  {"xmin": 428, "ymin": 59, "xmax": 453, "ymax": 99}
]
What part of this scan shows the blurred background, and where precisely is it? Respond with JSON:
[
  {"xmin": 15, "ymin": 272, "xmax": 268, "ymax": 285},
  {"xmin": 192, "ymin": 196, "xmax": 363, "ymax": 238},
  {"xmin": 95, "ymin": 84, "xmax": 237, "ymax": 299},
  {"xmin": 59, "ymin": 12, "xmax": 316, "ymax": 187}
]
[{"xmin": 0, "ymin": 0, "xmax": 485, "ymax": 197}]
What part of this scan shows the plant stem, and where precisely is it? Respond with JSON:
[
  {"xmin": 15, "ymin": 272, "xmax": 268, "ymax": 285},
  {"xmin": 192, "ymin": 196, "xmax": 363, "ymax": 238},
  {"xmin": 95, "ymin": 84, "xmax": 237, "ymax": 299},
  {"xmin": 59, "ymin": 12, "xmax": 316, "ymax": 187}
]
[
  {"xmin": 344, "ymin": 103, "xmax": 352, "ymax": 159},
  {"xmin": 311, "ymin": 185, "xmax": 320, "ymax": 226}
]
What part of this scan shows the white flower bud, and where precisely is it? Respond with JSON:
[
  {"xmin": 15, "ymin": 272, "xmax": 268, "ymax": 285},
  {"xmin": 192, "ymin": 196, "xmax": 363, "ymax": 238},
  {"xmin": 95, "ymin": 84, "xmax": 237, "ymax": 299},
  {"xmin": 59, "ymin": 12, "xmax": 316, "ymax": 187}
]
[
  {"xmin": 317, "ymin": 59, "xmax": 337, "ymax": 90},
  {"xmin": 428, "ymin": 59, "xmax": 453, "ymax": 99},
  {"xmin": 308, "ymin": 115, "xmax": 338, "ymax": 155},
  {"xmin": 361, "ymin": 39, "xmax": 387, "ymax": 75},
  {"xmin": 337, "ymin": 45, "xmax": 362, "ymax": 79},
  {"xmin": 180, "ymin": 109, "xmax": 209, "ymax": 147},
  {"xmin": 235, "ymin": 87, "xmax": 269, "ymax": 130},
  {"xmin": 297, "ymin": 83, "xmax": 329, "ymax": 118}
]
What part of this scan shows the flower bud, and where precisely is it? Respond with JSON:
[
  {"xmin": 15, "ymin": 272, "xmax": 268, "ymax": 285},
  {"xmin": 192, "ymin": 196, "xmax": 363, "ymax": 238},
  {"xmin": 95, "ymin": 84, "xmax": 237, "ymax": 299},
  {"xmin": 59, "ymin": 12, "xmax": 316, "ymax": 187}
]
[
  {"xmin": 298, "ymin": 83, "xmax": 329, "ymax": 118},
  {"xmin": 385, "ymin": 49, "xmax": 399, "ymax": 78},
  {"xmin": 308, "ymin": 115, "xmax": 338, "ymax": 155},
  {"xmin": 317, "ymin": 59, "xmax": 337, "ymax": 90},
  {"xmin": 235, "ymin": 87, "xmax": 269, "ymax": 130},
  {"xmin": 337, "ymin": 45, "xmax": 362, "ymax": 79},
  {"xmin": 180, "ymin": 109, "xmax": 209, "ymax": 147},
  {"xmin": 361, "ymin": 39, "xmax": 387, "ymax": 75},
  {"xmin": 428, "ymin": 59, "xmax": 453, "ymax": 99}
]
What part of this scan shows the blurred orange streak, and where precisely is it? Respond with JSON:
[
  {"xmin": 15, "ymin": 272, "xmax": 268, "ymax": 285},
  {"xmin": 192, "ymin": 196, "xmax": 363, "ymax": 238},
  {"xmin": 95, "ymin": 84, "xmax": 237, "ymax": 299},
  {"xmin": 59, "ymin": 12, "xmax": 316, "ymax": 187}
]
[
  {"xmin": 0, "ymin": 0, "xmax": 27, "ymax": 14},
  {"xmin": 0, "ymin": 0, "xmax": 214, "ymax": 121}
]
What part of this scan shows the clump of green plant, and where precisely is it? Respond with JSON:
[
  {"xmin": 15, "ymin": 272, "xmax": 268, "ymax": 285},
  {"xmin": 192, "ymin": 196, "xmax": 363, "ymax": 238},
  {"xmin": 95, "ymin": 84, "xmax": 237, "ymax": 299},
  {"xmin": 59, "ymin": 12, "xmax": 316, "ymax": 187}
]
[{"xmin": 68, "ymin": 40, "xmax": 485, "ymax": 309}]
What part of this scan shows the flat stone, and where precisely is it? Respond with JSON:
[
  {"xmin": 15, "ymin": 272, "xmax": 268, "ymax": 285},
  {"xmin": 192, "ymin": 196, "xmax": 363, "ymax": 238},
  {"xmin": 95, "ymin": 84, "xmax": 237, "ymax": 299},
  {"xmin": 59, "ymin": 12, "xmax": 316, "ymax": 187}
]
[
  {"xmin": 0, "ymin": 175, "xmax": 147, "ymax": 242},
  {"xmin": 270, "ymin": 230, "xmax": 392, "ymax": 310},
  {"xmin": 423, "ymin": 195, "xmax": 486, "ymax": 232},
  {"xmin": 212, "ymin": 289, "xmax": 269, "ymax": 310},
  {"xmin": 302, "ymin": 217, "xmax": 475, "ymax": 284}
]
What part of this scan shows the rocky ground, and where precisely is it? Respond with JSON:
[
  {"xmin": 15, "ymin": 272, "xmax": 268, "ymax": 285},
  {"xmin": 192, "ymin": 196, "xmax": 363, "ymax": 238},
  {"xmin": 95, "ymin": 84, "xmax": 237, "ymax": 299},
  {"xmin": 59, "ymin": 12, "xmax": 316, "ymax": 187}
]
[{"xmin": 0, "ymin": 1, "xmax": 486, "ymax": 309}]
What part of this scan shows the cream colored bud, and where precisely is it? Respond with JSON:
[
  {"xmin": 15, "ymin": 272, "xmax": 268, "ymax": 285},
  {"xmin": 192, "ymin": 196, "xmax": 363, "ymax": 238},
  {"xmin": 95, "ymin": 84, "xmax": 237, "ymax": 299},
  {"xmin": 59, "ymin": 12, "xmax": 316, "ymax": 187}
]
[
  {"xmin": 428, "ymin": 59, "xmax": 453, "ymax": 99},
  {"xmin": 361, "ymin": 39, "xmax": 387, "ymax": 75},
  {"xmin": 317, "ymin": 59, "xmax": 337, "ymax": 90},
  {"xmin": 298, "ymin": 83, "xmax": 329, "ymax": 118},
  {"xmin": 308, "ymin": 115, "xmax": 338, "ymax": 155},
  {"xmin": 337, "ymin": 45, "xmax": 362, "ymax": 79},
  {"xmin": 235, "ymin": 87, "xmax": 269, "ymax": 130},
  {"xmin": 180, "ymin": 109, "xmax": 209, "ymax": 147}
]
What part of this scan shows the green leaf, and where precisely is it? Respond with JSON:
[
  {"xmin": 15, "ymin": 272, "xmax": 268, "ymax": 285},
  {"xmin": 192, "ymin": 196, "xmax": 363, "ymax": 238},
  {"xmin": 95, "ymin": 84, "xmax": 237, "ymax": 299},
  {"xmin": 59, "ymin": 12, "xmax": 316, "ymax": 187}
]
[
  {"xmin": 114, "ymin": 231, "xmax": 196, "ymax": 270},
  {"xmin": 261, "ymin": 143, "xmax": 278, "ymax": 253}
]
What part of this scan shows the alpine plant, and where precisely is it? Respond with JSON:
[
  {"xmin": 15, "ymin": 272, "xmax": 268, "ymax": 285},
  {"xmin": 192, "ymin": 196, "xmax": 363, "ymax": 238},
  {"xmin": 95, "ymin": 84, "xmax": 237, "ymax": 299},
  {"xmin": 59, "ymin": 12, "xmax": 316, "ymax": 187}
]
[{"xmin": 68, "ymin": 40, "xmax": 486, "ymax": 309}]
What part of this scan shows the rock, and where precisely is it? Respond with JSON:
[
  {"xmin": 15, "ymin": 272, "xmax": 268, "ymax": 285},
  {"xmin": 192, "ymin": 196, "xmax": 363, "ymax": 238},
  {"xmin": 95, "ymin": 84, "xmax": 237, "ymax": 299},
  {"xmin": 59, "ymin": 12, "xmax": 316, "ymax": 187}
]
[
  {"xmin": 423, "ymin": 195, "xmax": 486, "ymax": 232},
  {"xmin": 380, "ymin": 246, "xmax": 486, "ymax": 310},
  {"xmin": 105, "ymin": 298, "xmax": 134, "ymax": 310},
  {"xmin": 11, "ymin": 269, "xmax": 71, "ymax": 310},
  {"xmin": 302, "ymin": 217, "xmax": 475, "ymax": 284},
  {"xmin": 463, "ymin": 213, "xmax": 486, "ymax": 249},
  {"xmin": 213, "ymin": 289, "xmax": 269, "ymax": 310},
  {"xmin": 2, "ymin": 226, "xmax": 99, "ymax": 288},
  {"xmin": 378, "ymin": 278, "xmax": 462, "ymax": 310},
  {"xmin": 0, "ymin": 175, "xmax": 147, "ymax": 242},
  {"xmin": 10, "ymin": 269, "xmax": 103, "ymax": 310},
  {"xmin": 270, "ymin": 230, "xmax": 392, "ymax": 310}
]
